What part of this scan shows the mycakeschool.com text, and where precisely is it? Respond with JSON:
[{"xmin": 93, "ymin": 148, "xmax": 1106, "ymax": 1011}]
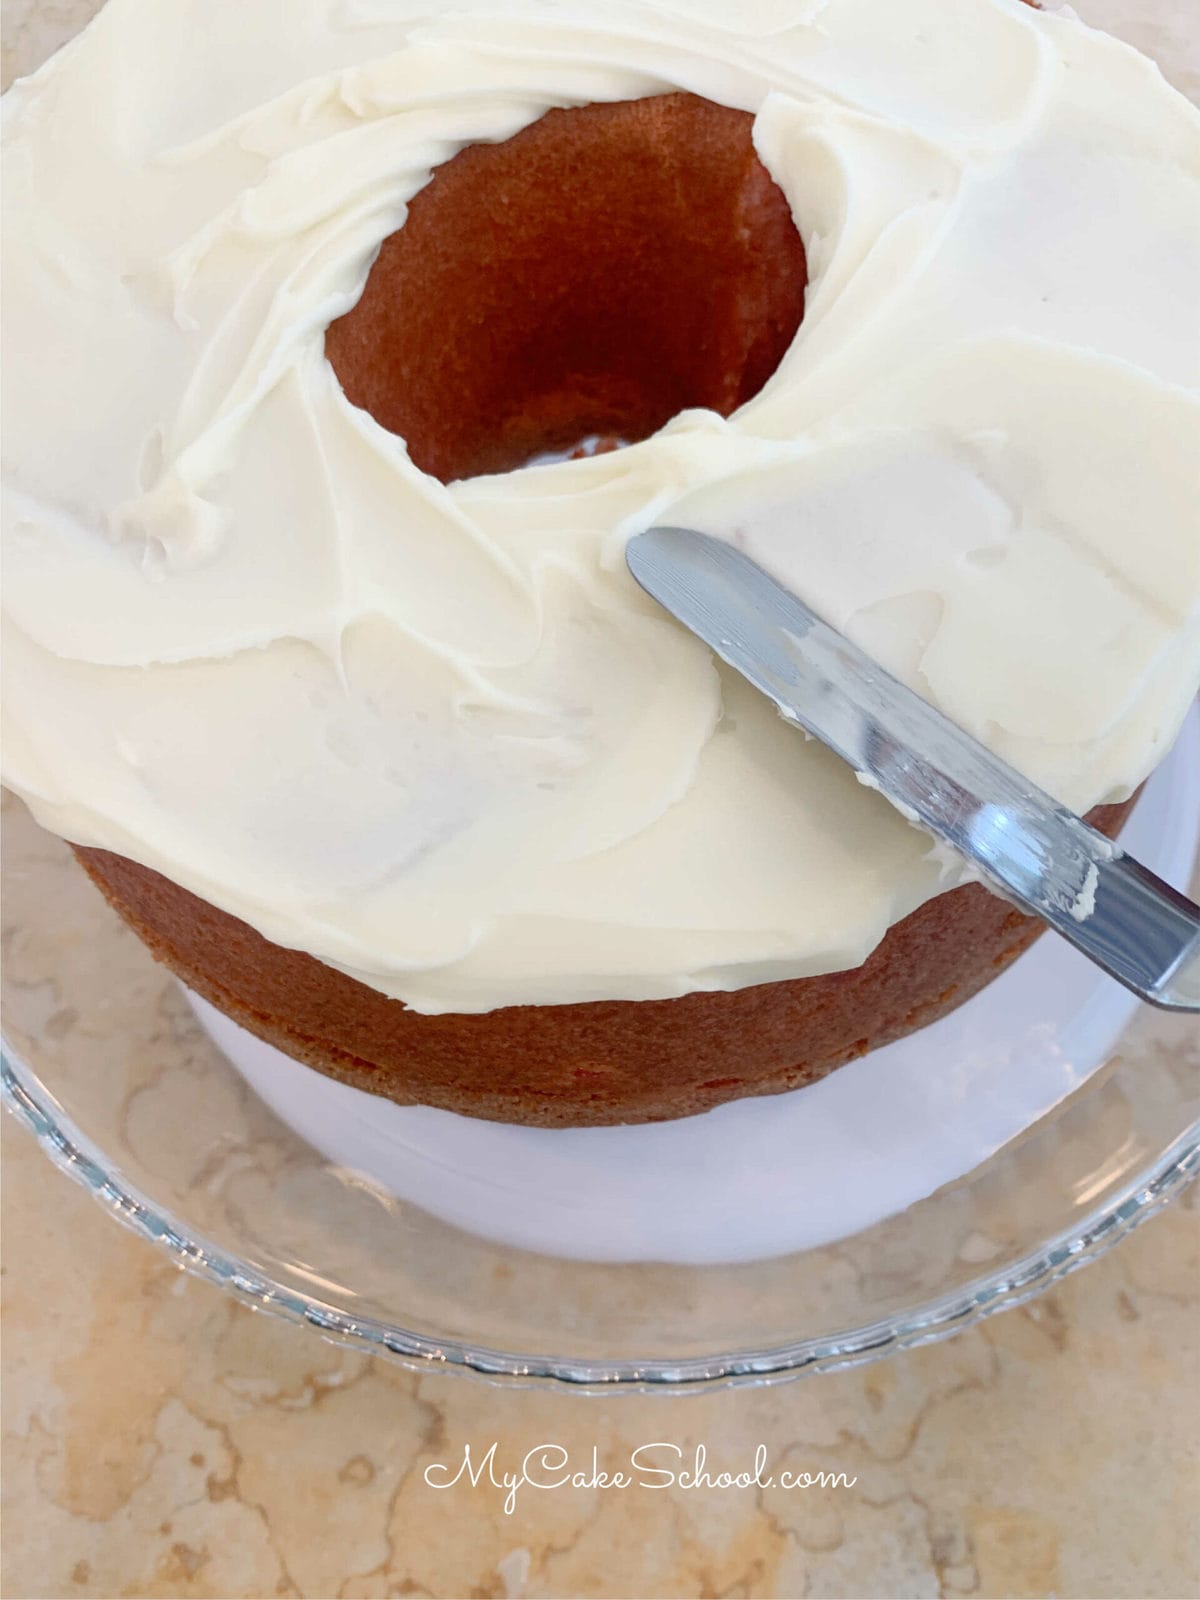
[{"xmin": 423, "ymin": 1442, "xmax": 857, "ymax": 1516}]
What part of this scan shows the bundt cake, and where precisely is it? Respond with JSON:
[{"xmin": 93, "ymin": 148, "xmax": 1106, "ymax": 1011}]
[{"xmin": 3, "ymin": 0, "xmax": 1197, "ymax": 1125}]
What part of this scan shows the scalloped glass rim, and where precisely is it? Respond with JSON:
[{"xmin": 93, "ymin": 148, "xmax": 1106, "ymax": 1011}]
[
  {"xmin": 4, "ymin": 740, "xmax": 1199, "ymax": 1394},
  {"xmin": 4, "ymin": 1040, "xmax": 1198, "ymax": 1393}
]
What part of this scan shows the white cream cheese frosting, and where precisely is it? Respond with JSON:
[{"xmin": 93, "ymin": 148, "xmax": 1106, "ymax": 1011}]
[{"xmin": 3, "ymin": 0, "xmax": 1198, "ymax": 1014}]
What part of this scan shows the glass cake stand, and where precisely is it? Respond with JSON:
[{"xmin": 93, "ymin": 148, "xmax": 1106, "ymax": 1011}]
[{"xmin": 3, "ymin": 718, "xmax": 1199, "ymax": 1392}]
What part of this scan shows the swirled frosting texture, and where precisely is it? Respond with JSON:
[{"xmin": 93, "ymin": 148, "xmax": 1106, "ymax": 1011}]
[{"xmin": 3, "ymin": 0, "xmax": 1199, "ymax": 1012}]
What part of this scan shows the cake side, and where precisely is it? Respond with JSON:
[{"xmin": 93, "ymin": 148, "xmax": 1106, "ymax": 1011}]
[{"xmin": 77, "ymin": 789, "xmax": 1132, "ymax": 1127}]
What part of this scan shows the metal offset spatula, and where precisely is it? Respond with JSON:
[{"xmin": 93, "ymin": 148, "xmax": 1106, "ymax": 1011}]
[{"xmin": 626, "ymin": 525, "xmax": 1200, "ymax": 1013}]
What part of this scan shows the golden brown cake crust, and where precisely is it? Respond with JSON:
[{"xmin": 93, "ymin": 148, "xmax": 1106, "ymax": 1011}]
[
  {"xmin": 76, "ymin": 792, "xmax": 1132, "ymax": 1127},
  {"xmin": 324, "ymin": 92, "xmax": 808, "ymax": 482}
]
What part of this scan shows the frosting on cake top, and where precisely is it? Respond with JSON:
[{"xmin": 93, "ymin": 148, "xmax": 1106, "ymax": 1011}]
[{"xmin": 3, "ymin": 0, "xmax": 1198, "ymax": 1012}]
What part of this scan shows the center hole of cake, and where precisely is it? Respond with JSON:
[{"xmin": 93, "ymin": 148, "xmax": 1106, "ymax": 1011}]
[{"xmin": 324, "ymin": 93, "xmax": 807, "ymax": 484}]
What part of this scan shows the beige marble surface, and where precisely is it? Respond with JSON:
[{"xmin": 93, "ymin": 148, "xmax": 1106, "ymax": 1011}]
[
  {"xmin": 3, "ymin": 1116, "xmax": 1198, "ymax": 1600},
  {"xmin": 3, "ymin": 2, "xmax": 1200, "ymax": 1596}
]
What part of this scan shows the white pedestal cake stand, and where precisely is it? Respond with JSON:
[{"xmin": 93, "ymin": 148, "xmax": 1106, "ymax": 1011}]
[{"xmin": 187, "ymin": 707, "xmax": 1200, "ymax": 1266}]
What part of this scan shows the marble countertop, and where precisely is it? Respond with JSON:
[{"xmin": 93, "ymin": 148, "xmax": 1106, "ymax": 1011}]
[
  {"xmin": 3, "ymin": 2, "xmax": 1199, "ymax": 1596},
  {"xmin": 4, "ymin": 1117, "xmax": 1198, "ymax": 1599}
]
